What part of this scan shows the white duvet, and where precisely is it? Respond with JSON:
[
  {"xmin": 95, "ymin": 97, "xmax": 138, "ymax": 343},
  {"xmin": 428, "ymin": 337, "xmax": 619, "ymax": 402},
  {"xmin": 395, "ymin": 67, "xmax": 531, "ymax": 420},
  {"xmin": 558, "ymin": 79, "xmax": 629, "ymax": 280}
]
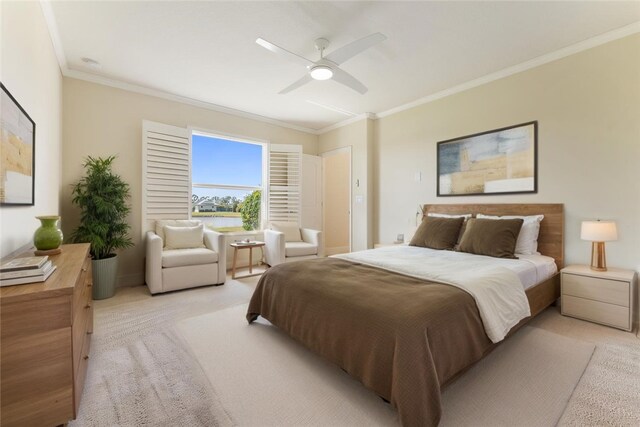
[{"xmin": 333, "ymin": 246, "xmax": 531, "ymax": 343}]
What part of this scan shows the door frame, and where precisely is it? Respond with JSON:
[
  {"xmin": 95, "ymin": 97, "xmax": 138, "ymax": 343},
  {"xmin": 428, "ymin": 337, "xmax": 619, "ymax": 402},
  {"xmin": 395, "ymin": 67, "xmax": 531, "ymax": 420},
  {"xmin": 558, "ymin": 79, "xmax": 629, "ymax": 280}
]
[{"xmin": 320, "ymin": 146, "xmax": 352, "ymax": 254}]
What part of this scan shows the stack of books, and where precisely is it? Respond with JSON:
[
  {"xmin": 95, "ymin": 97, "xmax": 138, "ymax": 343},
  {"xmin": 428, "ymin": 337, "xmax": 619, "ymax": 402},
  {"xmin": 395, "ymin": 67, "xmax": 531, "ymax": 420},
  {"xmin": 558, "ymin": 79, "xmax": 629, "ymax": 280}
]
[{"xmin": 0, "ymin": 256, "xmax": 57, "ymax": 287}]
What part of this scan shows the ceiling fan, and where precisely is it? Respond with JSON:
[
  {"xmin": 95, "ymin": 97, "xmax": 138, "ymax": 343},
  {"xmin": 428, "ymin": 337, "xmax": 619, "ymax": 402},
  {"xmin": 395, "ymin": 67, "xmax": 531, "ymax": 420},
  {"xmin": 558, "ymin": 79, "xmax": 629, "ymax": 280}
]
[{"xmin": 256, "ymin": 33, "xmax": 387, "ymax": 95}]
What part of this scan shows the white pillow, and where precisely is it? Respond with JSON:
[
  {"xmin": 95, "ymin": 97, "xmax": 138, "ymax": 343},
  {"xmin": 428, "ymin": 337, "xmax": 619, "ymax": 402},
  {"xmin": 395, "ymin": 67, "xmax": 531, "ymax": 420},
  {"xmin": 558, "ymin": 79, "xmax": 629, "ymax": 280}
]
[
  {"xmin": 164, "ymin": 224, "xmax": 205, "ymax": 250},
  {"xmin": 270, "ymin": 222, "xmax": 302, "ymax": 242},
  {"xmin": 476, "ymin": 214, "xmax": 544, "ymax": 255},
  {"xmin": 155, "ymin": 219, "xmax": 201, "ymax": 244}
]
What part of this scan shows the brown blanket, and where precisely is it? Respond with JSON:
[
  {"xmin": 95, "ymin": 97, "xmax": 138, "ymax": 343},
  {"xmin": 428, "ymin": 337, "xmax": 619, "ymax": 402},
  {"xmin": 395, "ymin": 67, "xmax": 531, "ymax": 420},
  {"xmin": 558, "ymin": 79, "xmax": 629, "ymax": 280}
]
[{"xmin": 247, "ymin": 258, "xmax": 493, "ymax": 427}]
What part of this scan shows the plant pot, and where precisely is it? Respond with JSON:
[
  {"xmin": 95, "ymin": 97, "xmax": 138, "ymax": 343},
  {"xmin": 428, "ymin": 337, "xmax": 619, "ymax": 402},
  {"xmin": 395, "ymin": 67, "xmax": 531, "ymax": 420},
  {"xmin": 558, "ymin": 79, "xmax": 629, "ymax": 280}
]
[
  {"xmin": 92, "ymin": 254, "xmax": 118, "ymax": 300},
  {"xmin": 34, "ymin": 216, "xmax": 63, "ymax": 250}
]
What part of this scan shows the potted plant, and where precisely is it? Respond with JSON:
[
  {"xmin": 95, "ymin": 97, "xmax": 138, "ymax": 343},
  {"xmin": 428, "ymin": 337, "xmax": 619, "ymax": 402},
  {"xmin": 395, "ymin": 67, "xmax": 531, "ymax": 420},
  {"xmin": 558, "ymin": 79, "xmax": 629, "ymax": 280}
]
[{"xmin": 70, "ymin": 156, "xmax": 133, "ymax": 299}]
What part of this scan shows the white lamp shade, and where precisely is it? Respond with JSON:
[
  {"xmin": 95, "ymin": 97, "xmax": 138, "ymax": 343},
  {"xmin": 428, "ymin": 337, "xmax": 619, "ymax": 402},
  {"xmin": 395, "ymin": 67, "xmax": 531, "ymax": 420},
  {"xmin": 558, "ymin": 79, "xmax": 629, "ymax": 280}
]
[{"xmin": 581, "ymin": 220, "xmax": 618, "ymax": 242}]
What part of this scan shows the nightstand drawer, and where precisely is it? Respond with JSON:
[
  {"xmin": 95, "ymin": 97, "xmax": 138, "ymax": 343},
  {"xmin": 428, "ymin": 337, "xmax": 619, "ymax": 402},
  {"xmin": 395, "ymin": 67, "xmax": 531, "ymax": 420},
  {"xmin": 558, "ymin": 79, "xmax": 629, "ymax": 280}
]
[
  {"xmin": 562, "ymin": 273, "xmax": 629, "ymax": 307},
  {"xmin": 562, "ymin": 295, "xmax": 630, "ymax": 330}
]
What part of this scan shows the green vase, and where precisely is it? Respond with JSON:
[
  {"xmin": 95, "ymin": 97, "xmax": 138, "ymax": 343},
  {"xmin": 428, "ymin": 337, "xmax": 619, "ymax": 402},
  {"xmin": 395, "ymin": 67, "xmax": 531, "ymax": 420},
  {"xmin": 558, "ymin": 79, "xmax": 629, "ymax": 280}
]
[{"xmin": 34, "ymin": 216, "xmax": 63, "ymax": 251}]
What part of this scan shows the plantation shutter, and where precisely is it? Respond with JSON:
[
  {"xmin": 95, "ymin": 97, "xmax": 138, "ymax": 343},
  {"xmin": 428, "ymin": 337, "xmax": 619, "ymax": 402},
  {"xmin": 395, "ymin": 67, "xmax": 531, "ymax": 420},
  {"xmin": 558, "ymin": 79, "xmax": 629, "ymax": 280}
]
[
  {"xmin": 267, "ymin": 144, "xmax": 302, "ymax": 225},
  {"xmin": 142, "ymin": 120, "xmax": 191, "ymax": 235}
]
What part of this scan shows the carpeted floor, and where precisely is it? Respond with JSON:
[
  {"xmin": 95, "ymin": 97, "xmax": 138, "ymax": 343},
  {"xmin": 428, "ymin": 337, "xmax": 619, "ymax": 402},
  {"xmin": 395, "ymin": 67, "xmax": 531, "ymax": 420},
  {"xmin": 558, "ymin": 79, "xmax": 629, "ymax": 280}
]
[
  {"xmin": 72, "ymin": 275, "xmax": 640, "ymax": 426},
  {"xmin": 177, "ymin": 304, "xmax": 595, "ymax": 427},
  {"xmin": 70, "ymin": 277, "xmax": 257, "ymax": 426}
]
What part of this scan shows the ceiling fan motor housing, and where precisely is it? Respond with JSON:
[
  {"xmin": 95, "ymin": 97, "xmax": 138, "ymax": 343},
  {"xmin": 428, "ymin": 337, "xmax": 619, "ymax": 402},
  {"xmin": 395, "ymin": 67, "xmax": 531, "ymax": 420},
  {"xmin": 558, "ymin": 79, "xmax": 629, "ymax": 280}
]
[{"xmin": 314, "ymin": 38, "xmax": 330, "ymax": 53}]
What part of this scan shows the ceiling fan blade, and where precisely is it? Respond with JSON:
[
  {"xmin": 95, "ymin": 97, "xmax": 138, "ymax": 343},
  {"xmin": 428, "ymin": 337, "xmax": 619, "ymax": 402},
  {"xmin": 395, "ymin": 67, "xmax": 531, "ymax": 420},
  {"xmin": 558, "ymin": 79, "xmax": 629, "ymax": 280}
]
[
  {"xmin": 331, "ymin": 67, "xmax": 367, "ymax": 94},
  {"xmin": 279, "ymin": 74, "xmax": 313, "ymax": 94},
  {"xmin": 256, "ymin": 38, "xmax": 314, "ymax": 67},
  {"xmin": 325, "ymin": 33, "xmax": 387, "ymax": 65}
]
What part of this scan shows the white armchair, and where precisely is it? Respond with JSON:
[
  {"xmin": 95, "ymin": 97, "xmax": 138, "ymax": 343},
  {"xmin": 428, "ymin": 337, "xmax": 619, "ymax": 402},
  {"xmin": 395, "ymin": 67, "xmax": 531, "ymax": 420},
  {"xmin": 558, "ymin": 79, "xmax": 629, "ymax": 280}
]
[
  {"xmin": 145, "ymin": 220, "xmax": 226, "ymax": 294},
  {"xmin": 264, "ymin": 222, "xmax": 323, "ymax": 267}
]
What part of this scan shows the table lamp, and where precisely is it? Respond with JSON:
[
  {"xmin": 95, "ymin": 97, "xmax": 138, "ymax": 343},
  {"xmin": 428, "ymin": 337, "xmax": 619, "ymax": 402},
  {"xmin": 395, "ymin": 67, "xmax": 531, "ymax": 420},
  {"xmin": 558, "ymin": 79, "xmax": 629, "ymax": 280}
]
[{"xmin": 581, "ymin": 220, "xmax": 617, "ymax": 271}]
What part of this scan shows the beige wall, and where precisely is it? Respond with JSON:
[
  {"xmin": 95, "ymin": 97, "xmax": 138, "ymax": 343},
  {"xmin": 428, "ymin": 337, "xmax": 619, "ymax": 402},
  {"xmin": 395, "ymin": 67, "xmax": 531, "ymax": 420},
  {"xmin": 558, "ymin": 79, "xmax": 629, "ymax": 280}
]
[
  {"xmin": 318, "ymin": 119, "xmax": 374, "ymax": 251},
  {"xmin": 61, "ymin": 78, "xmax": 318, "ymax": 285},
  {"xmin": 322, "ymin": 149, "xmax": 350, "ymax": 253},
  {"xmin": 374, "ymin": 34, "xmax": 640, "ymax": 273},
  {"xmin": 0, "ymin": 1, "xmax": 63, "ymax": 257}
]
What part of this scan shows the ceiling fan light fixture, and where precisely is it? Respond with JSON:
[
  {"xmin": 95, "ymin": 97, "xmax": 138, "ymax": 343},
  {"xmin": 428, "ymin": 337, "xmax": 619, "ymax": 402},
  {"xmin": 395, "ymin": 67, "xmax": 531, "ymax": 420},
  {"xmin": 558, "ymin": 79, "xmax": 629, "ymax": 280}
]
[{"xmin": 310, "ymin": 65, "xmax": 333, "ymax": 81}]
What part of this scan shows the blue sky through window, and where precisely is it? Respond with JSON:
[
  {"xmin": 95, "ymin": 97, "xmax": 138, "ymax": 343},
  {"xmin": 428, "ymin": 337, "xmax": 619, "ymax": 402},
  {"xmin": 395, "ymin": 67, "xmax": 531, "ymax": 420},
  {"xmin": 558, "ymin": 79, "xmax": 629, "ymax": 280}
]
[
  {"xmin": 192, "ymin": 134, "xmax": 263, "ymax": 186},
  {"xmin": 192, "ymin": 134, "xmax": 263, "ymax": 199}
]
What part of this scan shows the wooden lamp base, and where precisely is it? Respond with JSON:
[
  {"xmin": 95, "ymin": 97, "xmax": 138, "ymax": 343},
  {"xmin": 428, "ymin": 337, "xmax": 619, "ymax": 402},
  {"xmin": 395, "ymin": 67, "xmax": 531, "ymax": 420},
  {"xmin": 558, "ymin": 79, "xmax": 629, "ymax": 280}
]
[{"xmin": 590, "ymin": 241, "xmax": 607, "ymax": 271}]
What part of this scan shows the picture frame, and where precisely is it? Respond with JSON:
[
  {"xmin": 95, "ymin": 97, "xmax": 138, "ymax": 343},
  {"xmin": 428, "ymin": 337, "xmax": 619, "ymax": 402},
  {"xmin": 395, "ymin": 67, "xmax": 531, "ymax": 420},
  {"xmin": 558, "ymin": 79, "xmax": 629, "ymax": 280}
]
[
  {"xmin": 437, "ymin": 121, "xmax": 537, "ymax": 196},
  {"xmin": 1, "ymin": 82, "xmax": 35, "ymax": 206}
]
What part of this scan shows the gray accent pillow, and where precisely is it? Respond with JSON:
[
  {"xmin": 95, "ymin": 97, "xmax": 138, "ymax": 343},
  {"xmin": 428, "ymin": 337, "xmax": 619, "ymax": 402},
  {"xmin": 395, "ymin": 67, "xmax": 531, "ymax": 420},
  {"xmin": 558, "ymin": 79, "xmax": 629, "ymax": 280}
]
[
  {"xmin": 409, "ymin": 216, "xmax": 465, "ymax": 250},
  {"xmin": 458, "ymin": 218, "xmax": 524, "ymax": 259}
]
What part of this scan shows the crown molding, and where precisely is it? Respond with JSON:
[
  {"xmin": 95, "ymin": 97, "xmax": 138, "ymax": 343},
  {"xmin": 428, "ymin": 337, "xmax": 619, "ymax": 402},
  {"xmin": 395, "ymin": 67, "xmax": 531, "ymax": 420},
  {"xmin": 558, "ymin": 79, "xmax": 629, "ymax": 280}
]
[
  {"xmin": 316, "ymin": 112, "xmax": 377, "ymax": 135},
  {"xmin": 40, "ymin": 0, "xmax": 67, "ymax": 71},
  {"xmin": 39, "ymin": 0, "xmax": 640, "ymax": 137},
  {"xmin": 63, "ymin": 68, "xmax": 319, "ymax": 134},
  {"xmin": 376, "ymin": 21, "xmax": 640, "ymax": 119},
  {"xmin": 39, "ymin": 1, "xmax": 319, "ymax": 136}
]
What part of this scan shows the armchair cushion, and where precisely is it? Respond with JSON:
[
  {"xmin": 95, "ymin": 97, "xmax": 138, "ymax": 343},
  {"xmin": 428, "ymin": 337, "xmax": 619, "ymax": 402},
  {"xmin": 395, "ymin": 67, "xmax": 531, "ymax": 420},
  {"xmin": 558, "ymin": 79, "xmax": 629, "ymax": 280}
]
[
  {"xmin": 155, "ymin": 219, "xmax": 201, "ymax": 245},
  {"xmin": 284, "ymin": 242, "xmax": 318, "ymax": 257},
  {"xmin": 270, "ymin": 222, "xmax": 302, "ymax": 242},
  {"xmin": 162, "ymin": 248, "xmax": 218, "ymax": 268},
  {"xmin": 164, "ymin": 224, "xmax": 205, "ymax": 249}
]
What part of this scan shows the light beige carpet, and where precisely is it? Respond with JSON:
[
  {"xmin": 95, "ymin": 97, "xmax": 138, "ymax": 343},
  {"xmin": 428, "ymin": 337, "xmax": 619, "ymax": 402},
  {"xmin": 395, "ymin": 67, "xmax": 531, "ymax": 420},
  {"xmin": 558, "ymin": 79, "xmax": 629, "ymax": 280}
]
[
  {"xmin": 177, "ymin": 304, "xmax": 595, "ymax": 427},
  {"xmin": 440, "ymin": 327, "xmax": 594, "ymax": 426},
  {"xmin": 70, "ymin": 282, "xmax": 254, "ymax": 426},
  {"xmin": 558, "ymin": 341, "xmax": 640, "ymax": 426},
  {"xmin": 73, "ymin": 282, "xmax": 640, "ymax": 426}
]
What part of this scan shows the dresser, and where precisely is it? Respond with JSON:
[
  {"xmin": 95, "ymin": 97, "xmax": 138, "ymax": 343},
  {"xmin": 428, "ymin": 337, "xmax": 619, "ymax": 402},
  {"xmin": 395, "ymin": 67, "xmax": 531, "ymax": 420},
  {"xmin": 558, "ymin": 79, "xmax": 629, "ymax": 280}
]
[
  {"xmin": 1, "ymin": 243, "xmax": 93, "ymax": 426},
  {"xmin": 561, "ymin": 264, "xmax": 636, "ymax": 331}
]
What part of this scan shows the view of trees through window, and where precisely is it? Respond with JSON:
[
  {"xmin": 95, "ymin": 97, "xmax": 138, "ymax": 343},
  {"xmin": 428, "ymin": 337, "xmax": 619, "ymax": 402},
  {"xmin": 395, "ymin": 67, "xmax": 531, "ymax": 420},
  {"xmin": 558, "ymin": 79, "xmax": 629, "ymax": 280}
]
[{"xmin": 191, "ymin": 134, "xmax": 263, "ymax": 232}]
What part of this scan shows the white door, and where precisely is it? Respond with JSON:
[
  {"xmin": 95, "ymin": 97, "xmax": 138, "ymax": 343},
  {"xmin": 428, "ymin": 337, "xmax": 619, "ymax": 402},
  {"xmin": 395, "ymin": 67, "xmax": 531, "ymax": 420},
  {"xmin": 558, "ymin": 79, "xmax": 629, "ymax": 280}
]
[{"xmin": 301, "ymin": 154, "xmax": 322, "ymax": 230}]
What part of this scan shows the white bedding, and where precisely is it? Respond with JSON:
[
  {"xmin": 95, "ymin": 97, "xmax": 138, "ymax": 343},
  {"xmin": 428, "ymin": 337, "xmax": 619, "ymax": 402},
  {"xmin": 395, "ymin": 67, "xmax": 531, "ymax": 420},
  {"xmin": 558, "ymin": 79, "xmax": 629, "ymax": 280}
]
[
  {"xmin": 509, "ymin": 253, "xmax": 558, "ymax": 290},
  {"xmin": 333, "ymin": 246, "xmax": 546, "ymax": 343}
]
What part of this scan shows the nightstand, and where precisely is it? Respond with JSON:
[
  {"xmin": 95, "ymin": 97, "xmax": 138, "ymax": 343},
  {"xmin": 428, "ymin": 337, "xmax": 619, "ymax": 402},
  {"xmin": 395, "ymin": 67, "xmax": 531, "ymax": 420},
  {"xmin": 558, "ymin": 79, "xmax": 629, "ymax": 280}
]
[{"xmin": 561, "ymin": 265, "xmax": 637, "ymax": 331}]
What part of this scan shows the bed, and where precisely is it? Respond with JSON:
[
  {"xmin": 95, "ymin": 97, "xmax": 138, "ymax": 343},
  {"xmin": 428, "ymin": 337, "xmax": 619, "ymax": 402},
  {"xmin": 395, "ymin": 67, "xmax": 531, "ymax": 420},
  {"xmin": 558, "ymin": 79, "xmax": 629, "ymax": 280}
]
[{"xmin": 247, "ymin": 203, "xmax": 563, "ymax": 427}]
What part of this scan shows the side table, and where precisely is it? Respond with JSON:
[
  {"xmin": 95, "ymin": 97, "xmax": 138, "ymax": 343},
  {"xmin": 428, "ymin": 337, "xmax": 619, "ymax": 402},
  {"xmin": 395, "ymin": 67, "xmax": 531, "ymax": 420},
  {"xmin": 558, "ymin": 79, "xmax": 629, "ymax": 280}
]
[{"xmin": 230, "ymin": 241, "xmax": 266, "ymax": 279}]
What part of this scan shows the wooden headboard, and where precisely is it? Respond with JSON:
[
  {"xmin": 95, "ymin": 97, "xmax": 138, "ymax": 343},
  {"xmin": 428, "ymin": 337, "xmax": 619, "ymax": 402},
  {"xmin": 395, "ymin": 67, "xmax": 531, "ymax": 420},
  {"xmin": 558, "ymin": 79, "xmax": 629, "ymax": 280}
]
[{"xmin": 422, "ymin": 204, "xmax": 564, "ymax": 269}]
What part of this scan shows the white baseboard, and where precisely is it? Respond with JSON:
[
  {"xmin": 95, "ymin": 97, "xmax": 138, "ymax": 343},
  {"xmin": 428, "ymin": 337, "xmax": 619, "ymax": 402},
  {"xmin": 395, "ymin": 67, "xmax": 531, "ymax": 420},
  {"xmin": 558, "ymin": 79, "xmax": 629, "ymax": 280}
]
[{"xmin": 325, "ymin": 246, "xmax": 350, "ymax": 256}]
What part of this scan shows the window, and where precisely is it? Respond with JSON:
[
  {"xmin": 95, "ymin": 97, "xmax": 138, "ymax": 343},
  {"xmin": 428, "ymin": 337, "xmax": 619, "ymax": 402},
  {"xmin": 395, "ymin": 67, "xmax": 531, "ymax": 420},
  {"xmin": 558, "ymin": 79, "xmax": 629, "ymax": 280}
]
[
  {"xmin": 142, "ymin": 120, "xmax": 302, "ymax": 236},
  {"xmin": 191, "ymin": 133, "xmax": 264, "ymax": 232}
]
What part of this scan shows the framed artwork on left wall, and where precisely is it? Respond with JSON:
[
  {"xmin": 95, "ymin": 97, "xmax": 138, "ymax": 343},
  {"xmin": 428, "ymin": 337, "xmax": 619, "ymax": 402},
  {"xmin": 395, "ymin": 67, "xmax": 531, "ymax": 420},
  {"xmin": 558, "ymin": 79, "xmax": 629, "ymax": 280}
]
[{"xmin": 1, "ymin": 83, "xmax": 35, "ymax": 205}]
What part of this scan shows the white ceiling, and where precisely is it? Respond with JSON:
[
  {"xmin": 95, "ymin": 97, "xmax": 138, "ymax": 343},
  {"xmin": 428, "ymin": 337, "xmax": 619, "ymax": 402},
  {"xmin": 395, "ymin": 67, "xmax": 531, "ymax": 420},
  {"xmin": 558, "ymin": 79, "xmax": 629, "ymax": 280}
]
[{"xmin": 47, "ymin": 1, "xmax": 640, "ymax": 132}]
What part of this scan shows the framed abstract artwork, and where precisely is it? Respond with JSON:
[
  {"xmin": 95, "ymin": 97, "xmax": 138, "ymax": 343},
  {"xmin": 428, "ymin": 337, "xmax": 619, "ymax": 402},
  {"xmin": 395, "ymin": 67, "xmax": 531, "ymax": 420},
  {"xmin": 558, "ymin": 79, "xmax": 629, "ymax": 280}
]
[
  {"xmin": 437, "ymin": 121, "xmax": 537, "ymax": 196},
  {"xmin": 1, "ymin": 83, "xmax": 35, "ymax": 205}
]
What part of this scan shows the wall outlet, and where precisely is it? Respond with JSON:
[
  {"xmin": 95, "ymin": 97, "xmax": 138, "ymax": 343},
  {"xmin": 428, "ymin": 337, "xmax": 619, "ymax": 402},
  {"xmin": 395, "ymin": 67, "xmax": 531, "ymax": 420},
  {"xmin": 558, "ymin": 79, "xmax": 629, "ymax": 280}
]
[{"xmin": 396, "ymin": 234, "xmax": 404, "ymax": 243}]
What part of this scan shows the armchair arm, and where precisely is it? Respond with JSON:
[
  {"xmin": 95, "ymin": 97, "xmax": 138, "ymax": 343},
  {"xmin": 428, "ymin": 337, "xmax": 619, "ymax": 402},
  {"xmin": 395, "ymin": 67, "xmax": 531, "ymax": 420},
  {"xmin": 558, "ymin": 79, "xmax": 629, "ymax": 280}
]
[
  {"xmin": 301, "ymin": 228, "xmax": 323, "ymax": 257},
  {"xmin": 145, "ymin": 231, "xmax": 163, "ymax": 294},
  {"xmin": 264, "ymin": 229, "xmax": 286, "ymax": 266},
  {"xmin": 204, "ymin": 229, "xmax": 226, "ymax": 284}
]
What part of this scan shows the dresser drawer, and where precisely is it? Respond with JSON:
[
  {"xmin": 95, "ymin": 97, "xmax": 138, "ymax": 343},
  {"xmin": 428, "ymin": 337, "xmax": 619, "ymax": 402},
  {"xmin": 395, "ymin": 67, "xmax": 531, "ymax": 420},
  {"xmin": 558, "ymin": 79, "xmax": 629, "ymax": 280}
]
[
  {"xmin": 73, "ymin": 301, "xmax": 92, "ymax": 373},
  {"xmin": 1, "ymin": 328, "xmax": 74, "ymax": 426},
  {"xmin": 1, "ymin": 295, "xmax": 72, "ymax": 339},
  {"xmin": 73, "ymin": 324, "xmax": 92, "ymax": 416},
  {"xmin": 562, "ymin": 273, "xmax": 629, "ymax": 307},
  {"xmin": 562, "ymin": 295, "xmax": 630, "ymax": 330},
  {"xmin": 73, "ymin": 256, "xmax": 92, "ymax": 310}
]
